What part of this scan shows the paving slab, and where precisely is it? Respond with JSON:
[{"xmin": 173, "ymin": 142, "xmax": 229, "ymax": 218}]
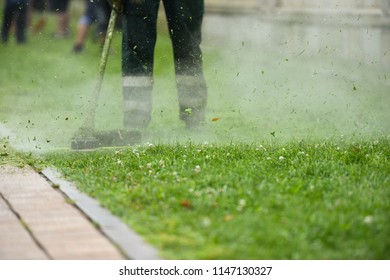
[
  {"xmin": 0, "ymin": 165, "xmax": 124, "ymax": 260},
  {"xmin": 0, "ymin": 196, "xmax": 48, "ymax": 259}
]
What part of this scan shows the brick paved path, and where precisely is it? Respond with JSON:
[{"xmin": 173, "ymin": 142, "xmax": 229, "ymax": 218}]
[{"xmin": 0, "ymin": 165, "xmax": 124, "ymax": 260}]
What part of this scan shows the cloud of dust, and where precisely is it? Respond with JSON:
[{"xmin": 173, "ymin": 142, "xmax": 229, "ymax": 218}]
[
  {"xmin": 2, "ymin": 11, "xmax": 389, "ymax": 152},
  {"xmin": 0, "ymin": 75, "xmax": 123, "ymax": 152},
  {"xmin": 167, "ymin": 12, "xmax": 390, "ymax": 144}
]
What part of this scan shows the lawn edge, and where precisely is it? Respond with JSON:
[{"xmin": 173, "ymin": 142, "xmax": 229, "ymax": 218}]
[{"xmin": 41, "ymin": 168, "xmax": 163, "ymax": 260}]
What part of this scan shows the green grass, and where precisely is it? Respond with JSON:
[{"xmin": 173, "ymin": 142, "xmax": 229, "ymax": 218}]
[
  {"xmin": 1, "ymin": 4, "xmax": 390, "ymax": 259},
  {"xmin": 45, "ymin": 139, "xmax": 390, "ymax": 259}
]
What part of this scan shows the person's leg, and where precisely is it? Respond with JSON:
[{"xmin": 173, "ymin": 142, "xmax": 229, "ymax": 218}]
[
  {"xmin": 15, "ymin": 0, "xmax": 29, "ymax": 43},
  {"xmin": 31, "ymin": 0, "xmax": 47, "ymax": 33},
  {"xmin": 72, "ymin": 20, "xmax": 90, "ymax": 52},
  {"xmin": 95, "ymin": 0, "xmax": 111, "ymax": 45},
  {"xmin": 73, "ymin": 1, "xmax": 94, "ymax": 52},
  {"xmin": 121, "ymin": 0, "xmax": 160, "ymax": 130},
  {"xmin": 163, "ymin": 0, "xmax": 207, "ymax": 128},
  {"xmin": 52, "ymin": 0, "xmax": 70, "ymax": 37},
  {"xmin": 1, "ymin": 0, "xmax": 14, "ymax": 43},
  {"xmin": 57, "ymin": 14, "xmax": 70, "ymax": 36}
]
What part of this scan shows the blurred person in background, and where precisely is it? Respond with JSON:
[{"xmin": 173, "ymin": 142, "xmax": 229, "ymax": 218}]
[
  {"xmin": 49, "ymin": 0, "xmax": 70, "ymax": 37},
  {"xmin": 1, "ymin": 0, "xmax": 30, "ymax": 44},
  {"xmin": 109, "ymin": 0, "xmax": 207, "ymax": 131},
  {"xmin": 29, "ymin": 0, "xmax": 47, "ymax": 33},
  {"xmin": 72, "ymin": 0, "xmax": 111, "ymax": 53}
]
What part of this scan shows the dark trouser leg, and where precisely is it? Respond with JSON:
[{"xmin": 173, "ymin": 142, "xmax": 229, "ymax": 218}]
[
  {"xmin": 95, "ymin": 1, "xmax": 111, "ymax": 38},
  {"xmin": 15, "ymin": 1, "xmax": 28, "ymax": 43},
  {"xmin": 163, "ymin": 0, "xmax": 207, "ymax": 128},
  {"xmin": 122, "ymin": 0, "xmax": 160, "ymax": 130},
  {"xmin": 1, "ymin": 1, "xmax": 14, "ymax": 42}
]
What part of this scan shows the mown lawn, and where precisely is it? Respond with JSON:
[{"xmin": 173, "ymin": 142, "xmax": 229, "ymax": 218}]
[
  {"xmin": 1, "ymin": 3, "xmax": 389, "ymax": 259},
  {"xmin": 44, "ymin": 139, "xmax": 390, "ymax": 259}
]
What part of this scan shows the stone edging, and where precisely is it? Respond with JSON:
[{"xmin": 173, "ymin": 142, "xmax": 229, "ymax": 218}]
[{"xmin": 41, "ymin": 168, "xmax": 163, "ymax": 260}]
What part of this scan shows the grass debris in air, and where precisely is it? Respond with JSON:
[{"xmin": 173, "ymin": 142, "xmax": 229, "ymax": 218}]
[{"xmin": 1, "ymin": 4, "xmax": 389, "ymax": 260}]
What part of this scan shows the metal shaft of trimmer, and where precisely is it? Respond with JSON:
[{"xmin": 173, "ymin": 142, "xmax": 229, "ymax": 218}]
[{"xmin": 81, "ymin": 8, "xmax": 117, "ymax": 131}]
